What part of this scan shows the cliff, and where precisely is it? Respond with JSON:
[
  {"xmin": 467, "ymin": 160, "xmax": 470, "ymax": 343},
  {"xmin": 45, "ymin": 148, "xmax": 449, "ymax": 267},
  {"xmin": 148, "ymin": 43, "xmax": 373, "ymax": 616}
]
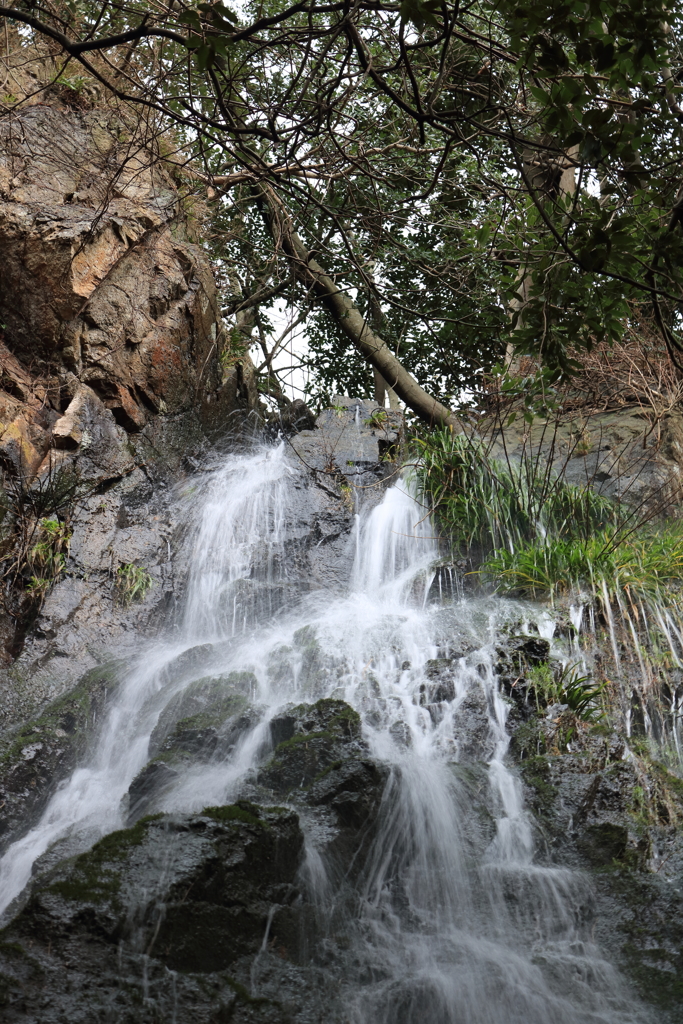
[{"xmin": 0, "ymin": 85, "xmax": 257, "ymax": 721}]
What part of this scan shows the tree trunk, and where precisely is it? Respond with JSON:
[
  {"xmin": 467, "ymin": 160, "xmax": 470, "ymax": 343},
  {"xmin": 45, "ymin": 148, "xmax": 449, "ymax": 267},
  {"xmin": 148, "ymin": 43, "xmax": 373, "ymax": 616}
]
[
  {"xmin": 259, "ymin": 186, "xmax": 461, "ymax": 432},
  {"xmin": 506, "ymin": 143, "xmax": 578, "ymax": 371}
]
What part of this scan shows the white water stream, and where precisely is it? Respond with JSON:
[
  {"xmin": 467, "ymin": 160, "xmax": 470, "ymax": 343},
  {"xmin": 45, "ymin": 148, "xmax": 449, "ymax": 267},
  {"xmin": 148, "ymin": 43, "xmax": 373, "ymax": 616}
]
[{"xmin": 0, "ymin": 443, "xmax": 649, "ymax": 1022}]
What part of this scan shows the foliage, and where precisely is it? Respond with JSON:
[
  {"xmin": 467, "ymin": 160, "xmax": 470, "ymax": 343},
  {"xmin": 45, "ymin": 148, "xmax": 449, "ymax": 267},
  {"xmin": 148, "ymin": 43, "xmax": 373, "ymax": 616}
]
[
  {"xmin": 482, "ymin": 527, "xmax": 683, "ymax": 606},
  {"xmin": 29, "ymin": 519, "xmax": 71, "ymax": 577},
  {"xmin": 415, "ymin": 428, "xmax": 617, "ymax": 551},
  {"xmin": 115, "ymin": 563, "xmax": 155, "ymax": 607},
  {"xmin": 4, "ymin": 0, "xmax": 683, "ymax": 405},
  {"xmin": 364, "ymin": 409, "xmax": 389, "ymax": 429},
  {"xmin": 22, "ymin": 518, "xmax": 72, "ymax": 601},
  {"xmin": 527, "ymin": 661, "xmax": 607, "ymax": 721}
]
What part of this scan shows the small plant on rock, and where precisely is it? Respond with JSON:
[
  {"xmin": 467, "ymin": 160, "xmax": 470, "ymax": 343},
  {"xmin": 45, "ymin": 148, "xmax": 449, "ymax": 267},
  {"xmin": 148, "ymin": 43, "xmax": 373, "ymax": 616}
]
[
  {"xmin": 365, "ymin": 408, "xmax": 388, "ymax": 429},
  {"xmin": 22, "ymin": 518, "xmax": 72, "ymax": 602},
  {"xmin": 116, "ymin": 563, "xmax": 155, "ymax": 607},
  {"xmin": 527, "ymin": 660, "xmax": 606, "ymax": 723},
  {"xmin": 29, "ymin": 519, "xmax": 71, "ymax": 578}
]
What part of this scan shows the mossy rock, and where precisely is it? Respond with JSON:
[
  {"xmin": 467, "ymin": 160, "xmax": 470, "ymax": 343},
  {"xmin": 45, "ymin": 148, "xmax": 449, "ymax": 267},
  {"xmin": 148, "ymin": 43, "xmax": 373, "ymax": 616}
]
[
  {"xmin": 0, "ymin": 801, "xmax": 306, "ymax": 1015},
  {"xmin": 509, "ymin": 717, "xmax": 547, "ymax": 759},
  {"xmin": 519, "ymin": 755, "xmax": 559, "ymax": 822},
  {"xmin": 149, "ymin": 673, "xmax": 255, "ymax": 754},
  {"xmin": 576, "ymin": 822, "xmax": 630, "ymax": 868},
  {"xmin": 130, "ymin": 691, "xmax": 256, "ymax": 821},
  {"xmin": 259, "ymin": 699, "xmax": 363, "ymax": 795},
  {"xmin": 47, "ymin": 813, "xmax": 163, "ymax": 907},
  {"xmin": 0, "ymin": 662, "xmax": 122, "ymax": 853}
]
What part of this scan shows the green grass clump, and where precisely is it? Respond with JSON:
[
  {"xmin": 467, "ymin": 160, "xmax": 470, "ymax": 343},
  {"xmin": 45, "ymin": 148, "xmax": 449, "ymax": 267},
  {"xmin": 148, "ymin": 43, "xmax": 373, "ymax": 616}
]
[
  {"xmin": 116, "ymin": 563, "xmax": 155, "ymax": 606},
  {"xmin": 482, "ymin": 527, "xmax": 683, "ymax": 605},
  {"xmin": 48, "ymin": 814, "xmax": 163, "ymax": 905},
  {"xmin": 527, "ymin": 661, "xmax": 607, "ymax": 721},
  {"xmin": 415, "ymin": 429, "xmax": 617, "ymax": 552},
  {"xmin": 202, "ymin": 801, "xmax": 267, "ymax": 827}
]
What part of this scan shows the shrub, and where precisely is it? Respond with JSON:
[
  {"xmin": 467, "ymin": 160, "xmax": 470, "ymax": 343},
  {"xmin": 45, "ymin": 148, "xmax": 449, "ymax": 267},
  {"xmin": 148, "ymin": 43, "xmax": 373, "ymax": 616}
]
[
  {"xmin": 527, "ymin": 661, "xmax": 607, "ymax": 722},
  {"xmin": 482, "ymin": 526, "xmax": 683, "ymax": 606}
]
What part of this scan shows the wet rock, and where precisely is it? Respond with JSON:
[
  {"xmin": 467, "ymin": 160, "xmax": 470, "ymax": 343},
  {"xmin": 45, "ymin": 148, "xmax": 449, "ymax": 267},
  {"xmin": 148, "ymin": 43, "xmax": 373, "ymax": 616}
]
[
  {"xmin": 576, "ymin": 821, "xmax": 630, "ymax": 866},
  {"xmin": 307, "ymin": 758, "xmax": 389, "ymax": 829},
  {"xmin": 289, "ymin": 397, "xmax": 403, "ymax": 490},
  {"xmin": 258, "ymin": 698, "xmax": 363, "ymax": 795},
  {"xmin": 452, "ymin": 688, "xmax": 493, "ymax": 762},
  {"xmin": 126, "ymin": 760, "xmax": 180, "ymax": 820},
  {"xmin": 276, "ymin": 398, "xmax": 317, "ymax": 434},
  {"xmin": 425, "ymin": 659, "xmax": 457, "ymax": 703},
  {"xmin": 283, "ymin": 398, "xmax": 404, "ymax": 593},
  {"xmin": 509, "ymin": 726, "xmax": 683, "ymax": 1020},
  {"xmin": 495, "ymin": 636, "xmax": 551, "ymax": 714},
  {"xmin": 0, "ymin": 90, "xmax": 259, "ymax": 701},
  {"xmin": 149, "ymin": 672, "xmax": 257, "ymax": 754},
  {"xmin": 0, "ymin": 663, "xmax": 121, "ymax": 853},
  {"xmin": 0, "ymin": 803, "xmax": 315, "ymax": 1022},
  {"xmin": 127, "ymin": 678, "xmax": 259, "ymax": 821},
  {"xmin": 256, "ymin": 698, "xmax": 389, "ymax": 881}
]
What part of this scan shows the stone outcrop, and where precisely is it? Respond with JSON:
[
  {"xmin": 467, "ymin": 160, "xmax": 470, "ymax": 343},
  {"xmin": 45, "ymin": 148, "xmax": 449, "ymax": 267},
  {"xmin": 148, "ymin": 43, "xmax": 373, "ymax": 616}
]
[
  {"xmin": 284, "ymin": 396, "xmax": 404, "ymax": 591},
  {"xmin": 0, "ymin": 91, "xmax": 259, "ymax": 713},
  {"xmin": 0, "ymin": 805, "xmax": 312, "ymax": 1023},
  {"xmin": 0, "ymin": 101, "xmax": 239, "ymax": 435},
  {"xmin": 0, "ymin": 663, "xmax": 120, "ymax": 855},
  {"xmin": 0, "ymin": 695, "xmax": 390, "ymax": 1023},
  {"xmin": 501, "ymin": 635, "xmax": 683, "ymax": 1022},
  {"xmin": 487, "ymin": 406, "xmax": 683, "ymax": 513}
]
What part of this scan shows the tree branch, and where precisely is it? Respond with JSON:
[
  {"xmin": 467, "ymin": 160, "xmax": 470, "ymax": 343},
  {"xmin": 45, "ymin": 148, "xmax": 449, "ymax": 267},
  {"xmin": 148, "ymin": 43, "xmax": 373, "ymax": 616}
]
[{"xmin": 257, "ymin": 184, "xmax": 463, "ymax": 432}]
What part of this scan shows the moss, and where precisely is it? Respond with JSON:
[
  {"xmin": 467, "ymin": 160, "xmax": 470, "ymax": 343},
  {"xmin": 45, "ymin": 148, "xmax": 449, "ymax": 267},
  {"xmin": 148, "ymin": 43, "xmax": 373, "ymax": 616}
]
[
  {"xmin": 202, "ymin": 801, "xmax": 266, "ymax": 828},
  {"xmin": 171, "ymin": 693, "xmax": 248, "ymax": 735},
  {"xmin": 0, "ymin": 941, "xmax": 27, "ymax": 958},
  {"xmin": 273, "ymin": 730, "xmax": 332, "ymax": 755},
  {"xmin": 510, "ymin": 718, "xmax": 546, "ymax": 759},
  {"xmin": 651, "ymin": 760, "xmax": 683, "ymax": 803},
  {"xmin": 224, "ymin": 671, "xmax": 257, "ymax": 692},
  {"xmin": 519, "ymin": 756, "xmax": 558, "ymax": 819},
  {"xmin": 293, "ymin": 625, "xmax": 317, "ymax": 649},
  {"xmin": 0, "ymin": 662, "xmax": 121, "ymax": 771},
  {"xmin": 0, "ymin": 971, "xmax": 15, "ymax": 1007},
  {"xmin": 288, "ymin": 698, "xmax": 361, "ymax": 740},
  {"xmin": 621, "ymin": 943, "xmax": 683, "ymax": 1013},
  {"xmin": 329, "ymin": 703, "xmax": 361, "ymax": 726},
  {"xmin": 577, "ymin": 822, "xmax": 631, "ymax": 868},
  {"xmin": 47, "ymin": 814, "xmax": 163, "ymax": 905},
  {"xmin": 310, "ymin": 759, "xmax": 344, "ymax": 785},
  {"xmin": 225, "ymin": 975, "xmax": 278, "ymax": 1008}
]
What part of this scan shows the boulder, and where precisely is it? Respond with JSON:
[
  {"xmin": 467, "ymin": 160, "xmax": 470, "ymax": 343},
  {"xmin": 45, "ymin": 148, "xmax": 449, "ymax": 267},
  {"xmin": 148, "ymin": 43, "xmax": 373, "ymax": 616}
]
[
  {"xmin": 0, "ymin": 804, "xmax": 321, "ymax": 1022},
  {"xmin": 0, "ymin": 664, "xmax": 121, "ymax": 853}
]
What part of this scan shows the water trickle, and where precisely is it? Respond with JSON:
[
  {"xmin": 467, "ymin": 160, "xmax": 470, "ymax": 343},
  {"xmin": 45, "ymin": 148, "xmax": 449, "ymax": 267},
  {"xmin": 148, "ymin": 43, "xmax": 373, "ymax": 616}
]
[{"xmin": 0, "ymin": 444, "xmax": 651, "ymax": 1022}]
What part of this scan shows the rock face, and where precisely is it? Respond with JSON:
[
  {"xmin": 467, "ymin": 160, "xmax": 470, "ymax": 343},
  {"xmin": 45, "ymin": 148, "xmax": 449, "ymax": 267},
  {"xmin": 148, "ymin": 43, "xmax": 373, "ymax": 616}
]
[
  {"xmin": 0, "ymin": 101, "xmax": 234, "ymax": 429},
  {"xmin": 501, "ymin": 635, "xmax": 683, "ymax": 1023},
  {"xmin": 0, "ymin": 696, "xmax": 390, "ymax": 1023},
  {"xmin": 0, "ymin": 806, "xmax": 310, "ymax": 1022},
  {"xmin": 516, "ymin": 736, "xmax": 683, "ymax": 1022},
  {"xmin": 0, "ymin": 664, "xmax": 120, "ymax": 855},
  {"xmin": 0, "ymin": 92, "xmax": 259, "ymax": 717},
  {"xmin": 285, "ymin": 396, "xmax": 404, "ymax": 591},
  {"xmin": 487, "ymin": 407, "xmax": 683, "ymax": 512}
]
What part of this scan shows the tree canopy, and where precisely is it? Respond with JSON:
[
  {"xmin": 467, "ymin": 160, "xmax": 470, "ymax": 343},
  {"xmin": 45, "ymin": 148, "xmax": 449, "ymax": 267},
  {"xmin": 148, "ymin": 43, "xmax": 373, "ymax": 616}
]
[{"xmin": 1, "ymin": 0, "xmax": 683, "ymax": 423}]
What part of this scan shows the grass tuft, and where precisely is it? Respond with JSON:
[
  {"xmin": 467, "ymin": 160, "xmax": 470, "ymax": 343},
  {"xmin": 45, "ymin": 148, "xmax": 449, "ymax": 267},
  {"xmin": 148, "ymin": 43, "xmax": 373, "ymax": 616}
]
[{"xmin": 415, "ymin": 429, "xmax": 617, "ymax": 552}]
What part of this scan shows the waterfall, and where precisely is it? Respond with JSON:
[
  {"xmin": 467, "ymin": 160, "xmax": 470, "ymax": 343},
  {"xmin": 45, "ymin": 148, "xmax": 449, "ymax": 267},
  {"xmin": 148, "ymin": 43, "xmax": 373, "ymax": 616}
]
[{"xmin": 0, "ymin": 443, "xmax": 649, "ymax": 1022}]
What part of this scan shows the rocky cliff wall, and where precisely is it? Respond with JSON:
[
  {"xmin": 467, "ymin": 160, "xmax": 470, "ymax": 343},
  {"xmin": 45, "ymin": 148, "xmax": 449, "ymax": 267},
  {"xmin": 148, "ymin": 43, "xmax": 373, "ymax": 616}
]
[{"xmin": 0, "ymin": 89, "xmax": 258, "ymax": 721}]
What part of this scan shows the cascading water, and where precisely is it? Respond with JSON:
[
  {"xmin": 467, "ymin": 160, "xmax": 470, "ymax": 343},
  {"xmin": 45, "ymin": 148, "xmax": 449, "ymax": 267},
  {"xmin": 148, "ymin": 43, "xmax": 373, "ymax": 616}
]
[{"xmin": 0, "ymin": 442, "xmax": 652, "ymax": 1022}]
